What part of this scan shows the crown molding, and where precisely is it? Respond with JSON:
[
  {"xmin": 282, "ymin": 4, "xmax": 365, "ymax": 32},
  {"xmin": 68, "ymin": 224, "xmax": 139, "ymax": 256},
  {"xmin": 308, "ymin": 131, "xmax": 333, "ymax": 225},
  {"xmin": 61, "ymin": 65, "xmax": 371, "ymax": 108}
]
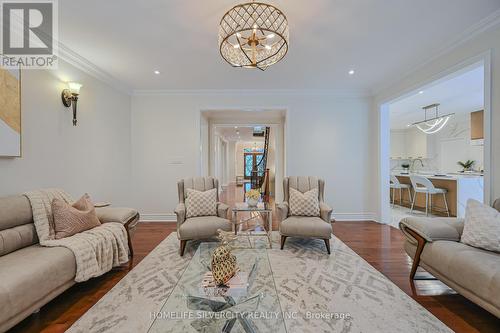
[
  {"xmin": 6, "ymin": 9, "xmax": 132, "ymax": 95},
  {"xmin": 57, "ymin": 42, "xmax": 132, "ymax": 95},
  {"xmin": 133, "ymin": 88, "xmax": 372, "ymax": 98},
  {"xmin": 372, "ymin": 8, "xmax": 500, "ymax": 96}
]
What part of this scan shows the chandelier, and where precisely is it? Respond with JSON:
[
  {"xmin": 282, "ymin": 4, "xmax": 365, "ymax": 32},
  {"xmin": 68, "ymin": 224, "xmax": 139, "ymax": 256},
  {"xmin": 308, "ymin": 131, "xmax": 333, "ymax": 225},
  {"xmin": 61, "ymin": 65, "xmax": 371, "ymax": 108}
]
[
  {"xmin": 412, "ymin": 103, "xmax": 454, "ymax": 134},
  {"xmin": 218, "ymin": 1, "xmax": 289, "ymax": 70}
]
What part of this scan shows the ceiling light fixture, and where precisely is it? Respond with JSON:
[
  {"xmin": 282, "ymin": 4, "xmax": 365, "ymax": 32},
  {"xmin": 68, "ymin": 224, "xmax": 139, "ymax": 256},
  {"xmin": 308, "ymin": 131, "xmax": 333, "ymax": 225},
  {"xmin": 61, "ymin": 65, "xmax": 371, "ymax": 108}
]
[
  {"xmin": 154, "ymin": 70, "xmax": 160, "ymax": 75},
  {"xmin": 418, "ymin": 90, "xmax": 424, "ymax": 94},
  {"xmin": 412, "ymin": 103, "xmax": 454, "ymax": 134},
  {"xmin": 218, "ymin": 0, "xmax": 289, "ymax": 70},
  {"xmin": 348, "ymin": 70, "xmax": 355, "ymax": 75}
]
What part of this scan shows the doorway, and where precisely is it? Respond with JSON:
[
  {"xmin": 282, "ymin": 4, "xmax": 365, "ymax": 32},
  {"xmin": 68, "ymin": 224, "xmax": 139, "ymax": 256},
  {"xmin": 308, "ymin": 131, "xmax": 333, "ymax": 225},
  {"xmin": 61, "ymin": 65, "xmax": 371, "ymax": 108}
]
[
  {"xmin": 244, "ymin": 152, "xmax": 264, "ymax": 179},
  {"xmin": 378, "ymin": 56, "xmax": 491, "ymax": 226},
  {"xmin": 199, "ymin": 109, "xmax": 286, "ymax": 203}
]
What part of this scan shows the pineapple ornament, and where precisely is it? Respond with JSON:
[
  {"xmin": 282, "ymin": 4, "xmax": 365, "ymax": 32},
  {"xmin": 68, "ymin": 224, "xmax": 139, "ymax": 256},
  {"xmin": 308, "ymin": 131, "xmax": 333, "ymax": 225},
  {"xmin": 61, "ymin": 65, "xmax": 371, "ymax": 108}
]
[{"xmin": 211, "ymin": 229, "xmax": 238, "ymax": 286}]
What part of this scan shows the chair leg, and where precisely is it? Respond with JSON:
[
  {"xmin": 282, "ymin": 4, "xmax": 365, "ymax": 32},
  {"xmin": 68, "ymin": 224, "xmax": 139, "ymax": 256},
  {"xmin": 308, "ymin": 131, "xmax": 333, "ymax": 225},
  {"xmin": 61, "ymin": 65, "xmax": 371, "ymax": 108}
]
[
  {"xmin": 410, "ymin": 191, "xmax": 416, "ymax": 213},
  {"xmin": 324, "ymin": 239, "xmax": 331, "ymax": 255},
  {"xmin": 399, "ymin": 188, "xmax": 403, "ymax": 206},
  {"xmin": 408, "ymin": 187, "xmax": 413, "ymax": 205},
  {"xmin": 425, "ymin": 192, "xmax": 429, "ymax": 216},
  {"xmin": 280, "ymin": 235, "xmax": 287, "ymax": 250},
  {"xmin": 443, "ymin": 193, "xmax": 450, "ymax": 217},
  {"xmin": 179, "ymin": 240, "xmax": 187, "ymax": 256},
  {"xmin": 127, "ymin": 231, "xmax": 134, "ymax": 257},
  {"xmin": 429, "ymin": 194, "xmax": 433, "ymax": 216}
]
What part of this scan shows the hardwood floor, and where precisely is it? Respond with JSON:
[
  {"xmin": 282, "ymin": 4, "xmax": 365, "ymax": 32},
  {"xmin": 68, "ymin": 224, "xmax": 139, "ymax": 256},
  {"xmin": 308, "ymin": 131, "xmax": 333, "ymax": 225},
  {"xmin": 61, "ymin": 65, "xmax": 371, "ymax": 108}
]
[
  {"xmin": 9, "ymin": 185, "xmax": 499, "ymax": 332},
  {"xmin": 9, "ymin": 223, "xmax": 176, "ymax": 333}
]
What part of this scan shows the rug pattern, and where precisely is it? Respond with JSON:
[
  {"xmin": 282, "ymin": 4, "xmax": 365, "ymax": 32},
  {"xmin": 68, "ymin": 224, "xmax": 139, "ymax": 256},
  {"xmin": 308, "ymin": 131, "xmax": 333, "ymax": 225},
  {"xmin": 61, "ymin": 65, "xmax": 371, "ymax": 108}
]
[{"xmin": 67, "ymin": 232, "xmax": 452, "ymax": 333}]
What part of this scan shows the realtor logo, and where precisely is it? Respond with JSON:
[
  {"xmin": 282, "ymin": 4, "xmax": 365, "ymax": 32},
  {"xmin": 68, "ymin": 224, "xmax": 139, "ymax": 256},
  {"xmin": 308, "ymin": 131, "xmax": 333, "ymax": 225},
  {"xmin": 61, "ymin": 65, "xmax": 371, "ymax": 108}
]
[{"xmin": 1, "ymin": 0, "xmax": 58, "ymax": 68}]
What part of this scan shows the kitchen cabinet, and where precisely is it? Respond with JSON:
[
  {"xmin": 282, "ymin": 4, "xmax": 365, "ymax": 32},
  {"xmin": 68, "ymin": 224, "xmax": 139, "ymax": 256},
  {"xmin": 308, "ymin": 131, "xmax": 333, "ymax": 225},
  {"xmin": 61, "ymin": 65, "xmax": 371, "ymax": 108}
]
[
  {"xmin": 471, "ymin": 110, "xmax": 484, "ymax": 140},
  {"xmin": 406, "ymin": 128, "xmax": 430, "ymax": 159},
  {"xmin": 390, "ymin": 130, "xmax": 407, "ymax": 159},
  {"xmin": 390, "ymin": 128, "xmax": 433, "ymax": 159}
]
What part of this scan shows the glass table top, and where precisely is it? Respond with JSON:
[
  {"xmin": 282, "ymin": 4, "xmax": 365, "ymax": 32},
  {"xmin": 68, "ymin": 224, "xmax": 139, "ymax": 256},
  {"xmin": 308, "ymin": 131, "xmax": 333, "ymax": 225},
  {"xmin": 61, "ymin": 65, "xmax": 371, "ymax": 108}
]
[
  {"xmin": 148, "ymin": 243, "xmax": 286, "ymax": 333},
  {"xmin": 232, "ymin": 202, "xmax": 272, "ymax": 212}
]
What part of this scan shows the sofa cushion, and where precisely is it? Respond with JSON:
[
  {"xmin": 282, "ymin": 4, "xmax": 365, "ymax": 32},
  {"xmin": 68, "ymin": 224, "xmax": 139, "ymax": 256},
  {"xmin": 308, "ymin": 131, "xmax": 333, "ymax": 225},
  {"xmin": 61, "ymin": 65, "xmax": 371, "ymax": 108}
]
[
  {"xmin": 289, "ymin": 187, "xmax": 320, "ymax": 217},
  {"xmin": 185, "ymin": 188, "xmax": 217, "ymax": 218},
  {"xmin": 461, "ymin": 199, "xmax": 500, "ymax": 252},
  {"xmin": 280, "ymin": 216, "xmax": 332, "ymax": 239},
  {"xmin": 178, "ymin": 216, "xmax": 231, "ymax": 240},
  {"xmin": 0, "ymin": 223, "xmax": 38, "ymax": 256},
  {"xmin": 421, "ymin": 240, "xmax": 500, "ymax": 310},
  {"xmin": 0, "ymin": 245, "xmax": 76, "ymax": 325},
  {"xmin": 52, "ymin": 194, "xmax": 101, "ymax": 239},
  {"xmin": 0, "ymin": 195, "xmax": 33, "ymax": 231}
]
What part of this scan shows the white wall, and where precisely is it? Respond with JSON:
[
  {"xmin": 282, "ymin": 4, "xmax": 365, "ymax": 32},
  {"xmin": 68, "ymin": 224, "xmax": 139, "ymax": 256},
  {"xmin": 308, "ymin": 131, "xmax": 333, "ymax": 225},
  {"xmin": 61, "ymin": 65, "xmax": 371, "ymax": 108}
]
[
  {"xmin": 131, "ymin": 92, "xmax": 375, "ymax": 221},
  {"xmin": 227, "ymin": 141, "xmax": 236, "ymax": 181},
  {"xmin": 374, "ymin": 24, "xmax": 500, "ymax": 222},
  {"xmin": 0, "ymin": 60, "xmax": 132, "ymax": 205}
]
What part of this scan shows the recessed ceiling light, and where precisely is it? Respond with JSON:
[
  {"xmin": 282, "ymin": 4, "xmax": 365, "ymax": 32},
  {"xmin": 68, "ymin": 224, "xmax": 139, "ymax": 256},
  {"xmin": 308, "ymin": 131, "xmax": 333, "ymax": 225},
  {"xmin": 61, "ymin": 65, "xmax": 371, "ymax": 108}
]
[
  {"xmin": 418, "ymin": 90, "xmax": 424, "ymax": 94},
  {"xmin": 154, "ymin": 70, "xmax": 160, "ymax": 75},
  {"xmin": 348, "ymin": 70, "xmax": 355, "ymax": 75},
  {"xmin": 234, "ymin": 126, "xmax": 238, "ymax": 129}
]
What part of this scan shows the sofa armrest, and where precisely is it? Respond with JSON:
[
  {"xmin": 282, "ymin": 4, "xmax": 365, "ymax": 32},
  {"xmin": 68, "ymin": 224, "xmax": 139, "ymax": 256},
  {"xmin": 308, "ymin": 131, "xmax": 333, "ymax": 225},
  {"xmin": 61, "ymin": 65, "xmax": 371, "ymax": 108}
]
[
  {"xmin": 399, "ymin": 216, "xmax": 464, "ymax": 245},
  {"xmin": 95, "ymin": 207, "xmax": 139, "ymax": 227},
  {"xmin": 276, "ymin": 202, "xmax": 289, "ymax": 223},
  {"xmin": 319, "ymin": 202, "xmax": 333, "ymax": 223},
  {"xmin": 175, "ymin": 203, "xmax": 186, "ymax": 227},
  {"xmin": 217, "ymin": 202, "xmax": 230, "ymax": 219}
]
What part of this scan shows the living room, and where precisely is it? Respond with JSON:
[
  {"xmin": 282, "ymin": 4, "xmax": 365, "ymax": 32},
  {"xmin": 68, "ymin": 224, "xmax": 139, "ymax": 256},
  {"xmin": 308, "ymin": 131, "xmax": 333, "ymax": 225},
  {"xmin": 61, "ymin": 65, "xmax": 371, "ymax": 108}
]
[{"xmin": 0, "ymin": 1, "xmax": 500, "ymax": 332}]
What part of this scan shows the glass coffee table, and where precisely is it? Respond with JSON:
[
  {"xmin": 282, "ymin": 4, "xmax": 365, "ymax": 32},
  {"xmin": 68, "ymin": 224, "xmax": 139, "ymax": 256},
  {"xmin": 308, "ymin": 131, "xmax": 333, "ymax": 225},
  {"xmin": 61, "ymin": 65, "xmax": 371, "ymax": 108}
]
[
  {"xmin": 232, "ymin": 202, "xmax": 273, "ymax": 249},
  {"xmin": 148, "ymin": 243, "xmax": 286, "ymax": 333}
]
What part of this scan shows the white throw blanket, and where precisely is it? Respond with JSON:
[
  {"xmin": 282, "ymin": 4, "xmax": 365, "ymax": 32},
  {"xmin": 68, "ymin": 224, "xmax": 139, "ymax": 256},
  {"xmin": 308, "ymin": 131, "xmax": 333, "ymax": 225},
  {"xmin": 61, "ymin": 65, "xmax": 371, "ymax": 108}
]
[{"xmin": 24, "ymin": 189, "xmax": 129, "ymax": 282}]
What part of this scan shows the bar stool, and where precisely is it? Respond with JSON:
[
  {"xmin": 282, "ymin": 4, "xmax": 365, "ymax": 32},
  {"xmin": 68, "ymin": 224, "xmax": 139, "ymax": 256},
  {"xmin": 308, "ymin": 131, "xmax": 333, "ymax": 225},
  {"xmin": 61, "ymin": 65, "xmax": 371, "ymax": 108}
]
[
  {"xmin": 409, "ymin": 175, "xmax": 450, "ymax": 217},
  {"xmin": 390, "ymin": 175, "xmax": 412, "ymax": 207}
]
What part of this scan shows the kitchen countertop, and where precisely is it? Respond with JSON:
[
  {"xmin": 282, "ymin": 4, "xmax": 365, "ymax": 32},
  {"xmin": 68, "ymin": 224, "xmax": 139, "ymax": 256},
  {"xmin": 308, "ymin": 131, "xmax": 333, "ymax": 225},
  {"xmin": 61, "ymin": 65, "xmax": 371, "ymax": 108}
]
[{"xmin": 392, "ymin": 172, "xmax": 484, "ymax": 181}]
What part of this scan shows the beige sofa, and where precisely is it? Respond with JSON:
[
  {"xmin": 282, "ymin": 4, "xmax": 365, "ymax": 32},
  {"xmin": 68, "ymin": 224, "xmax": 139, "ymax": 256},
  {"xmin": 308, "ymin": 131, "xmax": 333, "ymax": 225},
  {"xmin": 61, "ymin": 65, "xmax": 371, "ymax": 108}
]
[
  {"xmin": 399, "ymin": 199, "xmax": 500, "ymax": 318},
  {"xmin": 0, "ymin": 194, "xmax": 139, "ymax": 332}
]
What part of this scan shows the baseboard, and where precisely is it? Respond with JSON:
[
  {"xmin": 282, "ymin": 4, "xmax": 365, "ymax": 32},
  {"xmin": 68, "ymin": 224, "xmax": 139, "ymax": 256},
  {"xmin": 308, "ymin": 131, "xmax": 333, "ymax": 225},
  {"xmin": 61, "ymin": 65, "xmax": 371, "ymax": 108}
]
[
  {"xmin": 333, "ymin": 213, "xmax": 378, "ymax": 222},
  {"xmin": 139, "ymin": 212, "xmax": 378, "ymax": 222},
  {"xmin": 139, "ymin": 214, "xmax": 176, "ymax": 222}
]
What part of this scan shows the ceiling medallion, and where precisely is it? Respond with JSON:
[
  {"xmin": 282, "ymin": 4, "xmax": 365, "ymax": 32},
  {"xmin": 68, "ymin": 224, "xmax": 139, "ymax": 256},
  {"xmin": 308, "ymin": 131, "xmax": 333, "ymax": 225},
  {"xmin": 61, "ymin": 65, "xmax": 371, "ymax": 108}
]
[
  {"xmin": 218, "ymin": 1, "xmax": 289, "ymax": 70},
  {"xmin": 412, "ymin": 103, "xmax": 454, "ymax": 134}
]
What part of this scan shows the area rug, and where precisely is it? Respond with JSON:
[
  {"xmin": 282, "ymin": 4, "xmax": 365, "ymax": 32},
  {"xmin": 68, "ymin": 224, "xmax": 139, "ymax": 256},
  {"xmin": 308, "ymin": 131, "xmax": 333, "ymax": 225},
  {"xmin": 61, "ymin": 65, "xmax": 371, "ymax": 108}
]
[{"xmin": 67, "ymin": 232, "xmax": 452, "ymax": 333}]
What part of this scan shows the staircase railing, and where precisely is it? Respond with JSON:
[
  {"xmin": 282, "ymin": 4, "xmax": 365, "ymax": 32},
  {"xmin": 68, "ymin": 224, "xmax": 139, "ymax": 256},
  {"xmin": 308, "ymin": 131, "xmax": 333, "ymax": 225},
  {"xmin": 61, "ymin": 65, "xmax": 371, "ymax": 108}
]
[{"xmin": 251, "ymin": 127, "xmax": 270, "ymax": 201}]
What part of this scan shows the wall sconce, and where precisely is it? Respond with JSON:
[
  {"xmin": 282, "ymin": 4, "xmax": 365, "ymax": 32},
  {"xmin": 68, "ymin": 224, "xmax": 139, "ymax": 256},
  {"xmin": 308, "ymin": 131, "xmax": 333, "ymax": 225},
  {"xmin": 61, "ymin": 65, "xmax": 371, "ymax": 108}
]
[{"xmin": 61, "ymin": 82, "xmax": 82, "ymax": 126}]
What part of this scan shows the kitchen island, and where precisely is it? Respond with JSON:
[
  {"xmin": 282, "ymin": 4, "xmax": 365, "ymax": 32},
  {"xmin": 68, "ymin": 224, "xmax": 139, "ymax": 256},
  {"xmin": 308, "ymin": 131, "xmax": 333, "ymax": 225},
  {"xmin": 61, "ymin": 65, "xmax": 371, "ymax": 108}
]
[{"xmin": 392, "ymin": 172, "xmax": 483, "ymax": 217}]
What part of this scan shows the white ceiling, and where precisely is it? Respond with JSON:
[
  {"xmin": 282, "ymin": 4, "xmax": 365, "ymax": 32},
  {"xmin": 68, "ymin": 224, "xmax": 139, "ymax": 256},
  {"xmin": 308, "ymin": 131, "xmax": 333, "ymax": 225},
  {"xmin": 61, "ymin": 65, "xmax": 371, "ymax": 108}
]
[
  {"xmin": 58, "ymin": 0, "xmax": 500, "ymax": 92},
  {"xmin": 389, "ymin": 65, "xmax": 484, "ymax": 129},
  {"xmin": 216, "ymin": 126, "xmax": 265, "ymax": 142}
]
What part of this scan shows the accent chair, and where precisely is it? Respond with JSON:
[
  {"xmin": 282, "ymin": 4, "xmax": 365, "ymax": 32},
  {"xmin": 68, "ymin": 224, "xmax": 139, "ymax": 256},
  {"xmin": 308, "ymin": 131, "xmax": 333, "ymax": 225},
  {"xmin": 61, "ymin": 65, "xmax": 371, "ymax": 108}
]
[
  {"xmin": 277, "ymin": 176, "xmax": 334, "ymax": 254},
  {"xmin": 175, "ymin": 177, "xmax": 232, "ymax": 256}
]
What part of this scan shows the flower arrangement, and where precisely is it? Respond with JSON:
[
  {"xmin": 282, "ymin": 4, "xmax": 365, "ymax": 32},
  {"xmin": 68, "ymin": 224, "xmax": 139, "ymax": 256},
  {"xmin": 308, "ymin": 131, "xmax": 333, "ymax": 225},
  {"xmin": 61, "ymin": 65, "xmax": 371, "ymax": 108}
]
[
  {"xmin": 245, "ymin": 189, "xmax": 261, "ymax": 200},
  {"xmin": 245, "ymin": 189, "xmax": 261, "ymax": 207}
]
